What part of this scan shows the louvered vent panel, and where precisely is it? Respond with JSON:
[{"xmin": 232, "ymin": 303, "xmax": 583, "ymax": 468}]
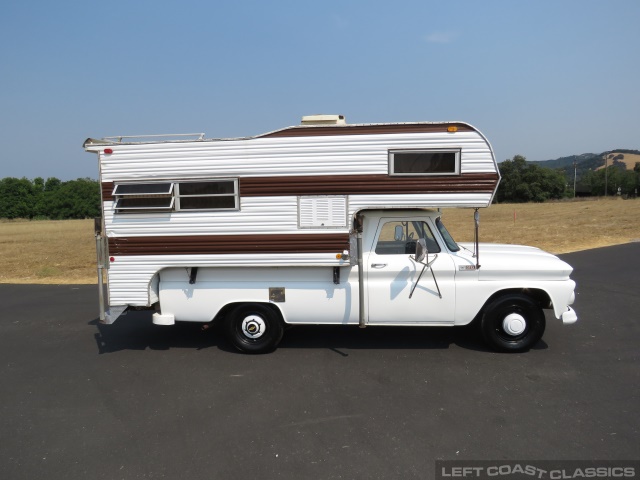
[{"xmin": 298, "ymin": 196, "xmax": 347, "ymax": 228}]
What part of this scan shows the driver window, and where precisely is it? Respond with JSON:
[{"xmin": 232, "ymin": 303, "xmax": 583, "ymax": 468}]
[{"xmin": 374, "ymin": 220, "xmax": 441, "ymax": 255}]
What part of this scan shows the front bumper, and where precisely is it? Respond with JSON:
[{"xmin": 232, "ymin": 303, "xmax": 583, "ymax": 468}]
[{"xmin": 561, "ymin": 307, "xmax": 578, "ymax": 325}]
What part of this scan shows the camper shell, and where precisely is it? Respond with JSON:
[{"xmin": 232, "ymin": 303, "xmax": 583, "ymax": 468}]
[{"xmin": 85, "ymin": 115, "xmax": 577, "ymax": 353}]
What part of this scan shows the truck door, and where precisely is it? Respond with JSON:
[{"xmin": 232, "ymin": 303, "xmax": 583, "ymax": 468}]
[{"xmin": 366, "ymin": 217, "xmax": 456, "ymax": 325}]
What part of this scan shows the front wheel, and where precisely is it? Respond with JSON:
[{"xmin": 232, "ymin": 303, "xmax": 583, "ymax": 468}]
[
  {"xmin": 480, "ymin": 294, "xmax": 545, "ymax": 352},
  {"xmin": 225, "ymin": 304, "xmax": 284, "ymax": 354}
]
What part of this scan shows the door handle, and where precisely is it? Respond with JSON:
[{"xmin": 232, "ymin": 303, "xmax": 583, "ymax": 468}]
[{"xmin": 371, "ymin": 263, "xmax": 387, "ymax": 269}]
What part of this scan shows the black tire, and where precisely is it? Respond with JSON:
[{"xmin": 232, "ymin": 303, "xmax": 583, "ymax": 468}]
[
  {"xmin": 225, "ymin": 303, "xmax": 284, "ymax": 354},
  {"xmin": 480, "ymin": 293, "xmax": 545, "ymax": 352}
]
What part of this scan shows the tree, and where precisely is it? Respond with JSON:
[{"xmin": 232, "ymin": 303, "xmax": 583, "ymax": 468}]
[
  {"xmin": 44, "ymin": 177, "xmax": 62, "ymax": 191},
  {"xmin": 496, "ymin": 155, "xmax": 566, "ymax": 202},
  {"xmin": 32, "ymin": 177, "xmax": 46, "ymax": 217},
  {"xmin": 582, "ymin": 166, "xmax": 639, "ymax": 196},
  {"xmin": 44, "ymin": 178, "xmax": 101, "ymax": 219},
  {"xmin": 0, "ymin": 177, "xmax": 100, "ymax": 219},
  {"xmin": 0, "ymin": 177, "xmax": 38, "ymax": 219}
]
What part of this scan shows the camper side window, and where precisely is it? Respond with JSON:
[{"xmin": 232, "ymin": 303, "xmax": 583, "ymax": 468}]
[
  {"xmin": 112, "ymin": 179, "xmax": 239, "ymax": 213},
  {"xmin": 389, "ymin": 150, "xmax": 460, "ymax": 176},
  {"xmin": 175, "ymin": 180, "xmax": 238, "ymax": 211}
]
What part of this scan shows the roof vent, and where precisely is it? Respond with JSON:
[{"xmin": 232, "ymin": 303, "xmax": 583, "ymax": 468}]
[{"xmin": 301, "ymin": 114, "xmax": 346, "ymax": 126}]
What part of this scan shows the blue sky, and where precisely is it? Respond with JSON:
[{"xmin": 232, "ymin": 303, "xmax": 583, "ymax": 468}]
[{"xmin": 1, "ymin": 0, "xmax": 638, "ymax": 180}]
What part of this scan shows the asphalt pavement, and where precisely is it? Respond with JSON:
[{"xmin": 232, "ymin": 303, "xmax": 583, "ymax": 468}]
[{"xmin": 0, "ymin": 243, "xmax": 639, "ymax": 479}]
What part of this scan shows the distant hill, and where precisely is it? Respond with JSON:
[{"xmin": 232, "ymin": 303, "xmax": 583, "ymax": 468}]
[
  {"xmin": 595, "ymin": 152, "xmax": 640, "ymax": 171},
  {"xmin": 528, "ymin": 150, "xmax": 640, "ymax": 180}
]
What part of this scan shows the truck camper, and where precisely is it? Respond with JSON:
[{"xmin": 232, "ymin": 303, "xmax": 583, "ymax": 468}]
[{"xmin": 84, "ymin": 115, "xmax": 577, "ymax": 353}]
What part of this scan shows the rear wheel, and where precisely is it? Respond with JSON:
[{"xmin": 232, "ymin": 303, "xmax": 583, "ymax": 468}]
[
  {"xmin": 225, "ymin": 304, "xmax": 284, "ymax": 353},
  {"xmin": 480, "ymin": 294, "xmax": 545, "ymax": 352}
]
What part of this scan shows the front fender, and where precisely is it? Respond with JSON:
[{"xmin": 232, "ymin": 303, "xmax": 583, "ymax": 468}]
[{"xmin": 454, "ymin": 279, "xmax": 576, "ymax": 325}]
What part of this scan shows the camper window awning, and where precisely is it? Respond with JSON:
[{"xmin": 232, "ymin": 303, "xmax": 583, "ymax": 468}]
[{"xmin": 112, "ymin": 183, "xmax": 174, "ymax": 196}]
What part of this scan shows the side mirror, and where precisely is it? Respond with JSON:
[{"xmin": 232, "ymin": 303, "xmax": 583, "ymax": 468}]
[{"xmin": 414, "ymin": 238, "xmax": 427, "ymax": 263}]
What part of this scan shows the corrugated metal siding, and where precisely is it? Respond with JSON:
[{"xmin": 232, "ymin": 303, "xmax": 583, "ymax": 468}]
[
  {"xmin": 103, "ymin": 172, "xmax": 498, "ymax": 202},
  {"xmin": 103, "ymin": 192, "xmax": 492, "ymax": 238},
  {"xmin": 101, "ymin": 130, "xmax": 497, "ymax": 238},
  {"xmin": 349, "ymin": 193, "xmax": 494, "ymax": 210},
  {"xmin": 239, "ymin": 173, "xmax": 498, "ymax": 196},
  {"xmin": 104, "ymin": 197, "xmax": 300, "ymax": 237},
  {"xmin": 99, "ymin": 131, "xmax": 497, "ymax": 182}
]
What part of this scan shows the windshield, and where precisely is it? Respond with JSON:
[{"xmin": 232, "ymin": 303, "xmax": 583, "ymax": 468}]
[{"xmin": 435, "ymin": 217, "xmax": 460, "ymax": 252}]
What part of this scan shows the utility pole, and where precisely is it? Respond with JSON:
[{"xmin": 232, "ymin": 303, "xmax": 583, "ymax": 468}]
[
  {"xmin": 573, "ymin": 160, "xmax": 577, "ymax": 198},
  {"xmin": 604, "ymin": 154, "xmax": 608, "ymax": 196}
]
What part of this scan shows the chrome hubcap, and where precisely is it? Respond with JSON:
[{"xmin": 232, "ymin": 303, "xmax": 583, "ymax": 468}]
[
  {"xmin": 241, "ymin": 315, "xmax": 266, "ymax": 339},
  {"xmin": 502, "ymin": 313, "xmax": 526, "ymax": 336}
]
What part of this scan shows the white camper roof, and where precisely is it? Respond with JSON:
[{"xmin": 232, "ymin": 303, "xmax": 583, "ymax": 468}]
[{"xmin": 84, "ymin": 119, "xmax": 482, "ymax": 148}]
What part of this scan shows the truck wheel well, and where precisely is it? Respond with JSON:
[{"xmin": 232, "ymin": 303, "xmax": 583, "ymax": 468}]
[
  {"xmin": 212, "ymin": 302, "xmax": 284, "ymax": 325},
  {"xmin": 473, "ymin": 288, "xmax": 552, "ymax": 324}
]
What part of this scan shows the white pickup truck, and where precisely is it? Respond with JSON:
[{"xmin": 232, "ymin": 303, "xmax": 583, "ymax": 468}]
[{"xmin": 156, "ymin": 209, "xmax": 578, "ymax": 353}]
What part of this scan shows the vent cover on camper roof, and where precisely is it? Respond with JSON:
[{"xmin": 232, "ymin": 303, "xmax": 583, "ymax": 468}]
[{"xmin": 301, "ymin": 114, "xmax": 346, "ymax": 126}]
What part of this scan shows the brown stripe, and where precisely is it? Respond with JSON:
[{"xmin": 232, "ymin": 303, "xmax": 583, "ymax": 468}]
[
  {"xmin": 260, "ymin": 123, "xmax": 475, "ymax": 138},
  {"xmin": 103, "ymin": 173, "xmax": 498, "ymax": 204},
  {"xmin": 109, "ymin": 233, "xmax": 350, "ymax": 256},
  {"xmin": 240, "ymin": 173, "xmax": 499, "ymax": 196},
  {"xmin": 102, "ymin": 181, "xmax": 114, "ymax": 201}
]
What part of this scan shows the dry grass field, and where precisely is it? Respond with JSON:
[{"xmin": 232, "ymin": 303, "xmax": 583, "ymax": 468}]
[
  {"xmin": 442, "ymin": 197, "xmax": 640, "ymax": 253},
  {"xmin": 1, "ymin": 197, "xmax": 639, "ymax": 284},
  {"xmin": 0, "ymin": 219, "xmax": 97, "ymax": 284}
]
